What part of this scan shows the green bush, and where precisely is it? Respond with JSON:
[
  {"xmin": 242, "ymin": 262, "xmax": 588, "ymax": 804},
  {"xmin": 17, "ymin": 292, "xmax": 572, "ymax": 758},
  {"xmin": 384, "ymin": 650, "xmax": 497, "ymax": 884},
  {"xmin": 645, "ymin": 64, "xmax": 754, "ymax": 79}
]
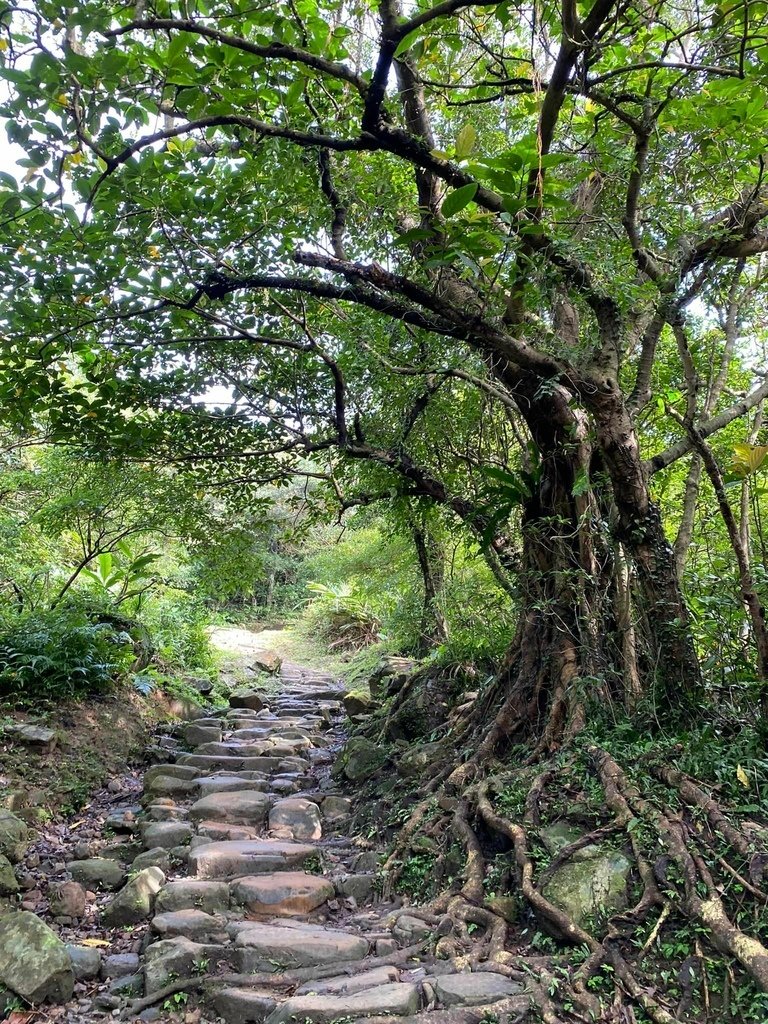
[
  {"xmin": 140, "ymin": 589, "xmax": 213, "ymax": 670},
  {"xmin": 0, "ymin": 608, "xmax": 133, "ymax": 703}
]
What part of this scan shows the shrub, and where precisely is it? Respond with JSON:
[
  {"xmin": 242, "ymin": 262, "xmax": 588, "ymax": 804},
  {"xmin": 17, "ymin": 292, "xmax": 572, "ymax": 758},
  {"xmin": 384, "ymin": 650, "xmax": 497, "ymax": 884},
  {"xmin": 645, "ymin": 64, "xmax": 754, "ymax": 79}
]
[
  {"xmin": 0, "ymin": 608, "xmax": 133, "ymax": 703},
  {"xmin": 139, "ymin": 589, "xmax": 213, "ymax": 670},
  {"xmin": 302, "ymin": 581, "xmax": 382, "ymax": 652}
]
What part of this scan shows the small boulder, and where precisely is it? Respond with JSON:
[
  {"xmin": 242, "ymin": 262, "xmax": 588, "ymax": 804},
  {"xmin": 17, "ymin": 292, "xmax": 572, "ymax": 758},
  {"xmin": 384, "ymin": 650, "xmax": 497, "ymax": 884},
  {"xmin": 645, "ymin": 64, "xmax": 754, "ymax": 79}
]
[
  {"xmin": 155, "ymin": 879, "xmax": 231, "ymax": 915},
  {"xmin": 540, "ymin": 825, "xmax": 632, "ymax": 930},
  {"xmin": 252, "ymin": 651, "xmax": 282, "ymax": 675},
  {"xmin": 132, "ymin": 848, "xmax": 172, "ymax": 874},
  {"xmin": 0, "ymin": 911, "xmax": 74, "ymax": 1003},
  {"xmin": 434, "ymin": 973, "xmax": 523, "ymax": 1007},
  {"xmin": 101, "ymin": 952, "xmax": 141, "ymax": 979},
  {"xmin": 321, "ymin": 796, "xmax": 352, "ymax": 819},
  {"xmin": 211, "ymin": 988, "xmax": 276, "ymax": 1024},
  {"xmin": 67, "ymin": 944, "xmax": 102, "ymax": 980},
  {"xmin": 342, "ymin": 691, "xmax": 377, "ymax": 717},
  {"xmin": 0, "ymin": 810, "xmax": 29, "ymax": 863},
  {"xmin": 229, "ymin": 691, "xmax": 266, "ymax": 712},
  {"xmin": 485, "ymin": 896, "xmax": 518, "ymax": 924},
  {"xmin": 396, "ymin": 742, "xmax": 442, "ymax": 778},
  {"xmin": 7, "ymin": 724, "xmax": 57, "ymax": 753},
  {"xmin": 391, "ymin": 913, "xmax": 433, "ymax": 945},
  {"xmin": 144, "ymin": 936, "xmax": 234, "ymax": 994},
  {"xmin": 333, "ymin": 874, "xmax": 375, "ymax": 903},
  {"xmin": 49, "ymin": 881, "xmax": 87, "ymax": 919},
  {"xmin": 338, "ymin": 737, "xmax": 387, "ymax": 782},
  {"xmin": 101, "ymin": 867, "xmax": 165, "ymax": 927},
  {"xmin": 70, "ymin": 858, "xmax": 125, "ymax": 891},
  {"xmin": 184, "ymin": 724, "xmax": 222, "ymax": 747},
  {"xmin": 140, "ymin": 821, "xmax": 194, "ymax": 850},
  {"xmin": 269, "ymin": 798, "xmax": 322, "ymax": 841}
]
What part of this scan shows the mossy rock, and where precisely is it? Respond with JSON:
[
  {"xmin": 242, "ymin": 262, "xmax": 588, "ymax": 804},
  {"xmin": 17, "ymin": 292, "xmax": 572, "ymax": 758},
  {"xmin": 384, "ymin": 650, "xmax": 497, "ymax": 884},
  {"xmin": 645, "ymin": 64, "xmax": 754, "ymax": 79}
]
[
  {"xmin": 0, "ymin": 911, "xmax": 74, "ymax": 1003},
  {"xmin": 0, "ymin": 811, "xmax": 29, "ymax": 864},
  {"xmin": 0, "ymin": 856, "xmax": 18, "ymax": 896},
  {"xmin": 541, "ymin": 838, "xmax": 632, "ymax": 931},
  {"xmin": 337, "ymin": 737, "xmax": 388, "ymax": 782}
]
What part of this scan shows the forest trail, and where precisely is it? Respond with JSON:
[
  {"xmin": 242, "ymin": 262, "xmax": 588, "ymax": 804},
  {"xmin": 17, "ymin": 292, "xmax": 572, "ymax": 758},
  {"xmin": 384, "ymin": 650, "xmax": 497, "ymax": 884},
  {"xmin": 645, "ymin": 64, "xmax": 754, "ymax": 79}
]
[{"xmin": 5, "ymin": 649, "xmax": 527, "ymax": 1024}]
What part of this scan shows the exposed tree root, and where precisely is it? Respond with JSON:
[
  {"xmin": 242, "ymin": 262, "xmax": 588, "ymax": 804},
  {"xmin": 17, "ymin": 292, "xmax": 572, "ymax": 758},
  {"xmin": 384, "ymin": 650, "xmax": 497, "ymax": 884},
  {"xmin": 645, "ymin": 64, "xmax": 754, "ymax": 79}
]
[
  {"xmin": 595, "ymin": 746, "xmax": 768, "ymax": 992},
  {"xmin": 652, "ymin": 762, "xmax": 765, "ymax": 884}
]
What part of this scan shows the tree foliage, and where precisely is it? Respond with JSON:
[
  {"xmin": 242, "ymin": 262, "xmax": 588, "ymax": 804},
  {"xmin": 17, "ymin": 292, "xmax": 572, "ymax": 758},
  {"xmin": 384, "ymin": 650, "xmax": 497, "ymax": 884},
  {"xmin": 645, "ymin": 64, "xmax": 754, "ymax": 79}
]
[{"xmin": 0, "ymin": 0, "xmax": 767, "ymax": 735}]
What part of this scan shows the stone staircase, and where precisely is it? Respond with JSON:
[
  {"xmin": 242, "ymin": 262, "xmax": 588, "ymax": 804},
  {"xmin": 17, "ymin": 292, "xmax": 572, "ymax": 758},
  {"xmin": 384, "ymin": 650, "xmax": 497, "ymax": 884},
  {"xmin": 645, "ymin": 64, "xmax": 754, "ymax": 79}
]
[{"xmin": 64, "ymin": 659, "xmax": 527, "ymax": 1022}]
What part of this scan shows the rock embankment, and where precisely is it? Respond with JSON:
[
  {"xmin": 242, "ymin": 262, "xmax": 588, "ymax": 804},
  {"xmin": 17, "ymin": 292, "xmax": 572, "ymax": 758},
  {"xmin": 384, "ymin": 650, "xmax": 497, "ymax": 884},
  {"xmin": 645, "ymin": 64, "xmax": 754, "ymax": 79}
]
[{"xmin": 0, "ymin": 658, "xmax": 528, "ymax": 1023}]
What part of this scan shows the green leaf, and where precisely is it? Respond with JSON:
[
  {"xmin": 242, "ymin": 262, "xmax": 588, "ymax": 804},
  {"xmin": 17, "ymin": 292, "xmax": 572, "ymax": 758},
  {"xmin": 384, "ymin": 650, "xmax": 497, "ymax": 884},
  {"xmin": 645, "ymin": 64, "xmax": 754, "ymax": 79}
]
[
  {"xmin": 571, "ymin": 467, "xmax": 590, "ymax": 497},
  {"xmin": 394, "ymin": 29, "xmax": 422, "ymax": 58},
  {"xmin": 442, "ymin": 182, "xmax": 478, "ymax": 217},
  {"xmin": 455, "ymin": 124, "xmax": 477, "ymax": 160}
]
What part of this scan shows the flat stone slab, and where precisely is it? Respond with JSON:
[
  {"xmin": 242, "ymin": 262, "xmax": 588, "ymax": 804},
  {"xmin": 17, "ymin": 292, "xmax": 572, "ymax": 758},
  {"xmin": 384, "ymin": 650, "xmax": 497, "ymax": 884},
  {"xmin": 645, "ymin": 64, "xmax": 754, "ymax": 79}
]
[
  {"xmin": 189, "ymin": 841, "xmax": 316, "ymax": 879},
  {"xmin": 211, "ymin": 987, "xmax": 277, "ymax": 1024},
  {"xmin": 144, "ymin": 775, "xmax": 199, "ymax": 798},
  {"xmin": 152, "ymin": 909, "xmax": 229, "ymax": 941},
  {"xmin": 232, "ymin": 872, "xmax": 334, "ymax": 916},
  {"xmin": 197, "ymin": 822, "xmax": 261, "ymax": 842},
  {"xmin": 178, "ymin": 754, "xmax": 283, "ymax": 773},
  {"xmin": 190, "ymin": 791, "xmax": 270, "ymax": 826},
  {"xmin": 141, "ymin": 821, "xmax": 194, "ymax": 850},
  {"xmin": 195, "ymin": 742, "xmax": 272, "ymax": 757},
  {"xmin": 265, "ymin": 982, "xmax": 420, "ymax": 1024},
  {"xmin": 232, "ymin": 921, "xmax": 369, "ymax": 973},
  {"xmin": 434, "ymin": 973, "xmax": 524, "ymax": 1007},
  {"xmin": 145, "ymin": 764, "xmax": 200, "ymax": 784},
  {"xmin": 196, "ymin": 776, "xmax": 270, "ymax": 797},
  {"xmin": 155, "ymin": 880, "xmax": 231, "ymax": 915},
  {"xmin": 295, "ymin": 966, "xmax": 399, "ymax": 995}
]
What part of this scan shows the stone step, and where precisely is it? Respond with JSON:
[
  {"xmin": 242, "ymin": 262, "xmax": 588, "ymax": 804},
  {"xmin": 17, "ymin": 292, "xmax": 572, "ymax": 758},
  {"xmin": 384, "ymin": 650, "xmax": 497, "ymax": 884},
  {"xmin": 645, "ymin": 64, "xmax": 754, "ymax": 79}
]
[
  {"xmin": 189, "ymin": 790, "xmax": 270, "ymax": 826},
  {"xmin": 197, "ymin": 821, "xmax": 261, "ymax": 842},
  {"xmin": 264, "ymin": 982, "xmax": 421, "ymax": 1024},
  {"xmin": 431, "ymin": 972, "xmax": 525, "ymax": 1007},
  {"xmin": 151, "ymin": 909, "xmax": 229, "ymax": 941},
  {"xmin": 189, "ymin": 840, "xmax": 317, "ymax": 879},
  {"xmin": 155, "ymin": 879, "xmax": 230, "ymax": 915},
  {"xmin": 140, "ymin": 821, "xmax": 194, "ymax": 850},
  {"xmin": 231, "ymin": 871, "xmax": 334, "ymax": 916},
  {"xmin": 230, "ymin": 921, "xmax": 369, "ymax": 972},
  {"xmin": 177, "ymin": 754, "xmax": 283, "ymax": 773},
  {"xmin": 196, "ymin": 775, "xmax": 271, "ymax": 797},
  {"xmin": 294, "ymin": 965, "xmax": 400, "ymax": 995},
  {"xmin": 269, "ymin": 798, "xmax": 322, "ymax": 840},
  {"xmin": 211, "ymin": 987, "xmax": 277, "ymax": 1024}
]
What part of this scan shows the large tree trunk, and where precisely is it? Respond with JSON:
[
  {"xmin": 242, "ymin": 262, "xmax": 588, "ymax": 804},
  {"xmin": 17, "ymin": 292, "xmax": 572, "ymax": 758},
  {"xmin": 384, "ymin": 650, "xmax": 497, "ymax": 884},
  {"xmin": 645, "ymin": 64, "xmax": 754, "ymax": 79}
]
[
  {"xmin": 475, "ymin": 401, "xmax": 618, "ymax": 752},
  {"xmin": 476, "ymin": 374, "xmax": 702, "ymax": 754},
  {"xmin": 590, "ymin": 386, "xmax": 702, "ymax": 705}
]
